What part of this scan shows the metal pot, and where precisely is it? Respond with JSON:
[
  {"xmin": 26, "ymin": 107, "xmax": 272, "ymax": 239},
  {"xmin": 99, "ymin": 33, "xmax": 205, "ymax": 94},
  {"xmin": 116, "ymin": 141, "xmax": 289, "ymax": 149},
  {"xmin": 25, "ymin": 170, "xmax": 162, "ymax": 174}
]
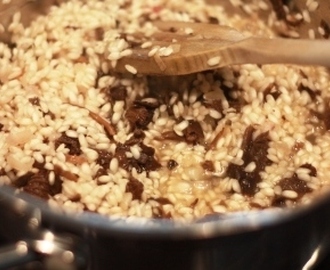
[
  {"xmin": 1, "ymin": 1, "xmax": 330, "ymax": 269},
  {"xmin": 1, "ymin": 184, "xmax": 330, "ymax": 270}
]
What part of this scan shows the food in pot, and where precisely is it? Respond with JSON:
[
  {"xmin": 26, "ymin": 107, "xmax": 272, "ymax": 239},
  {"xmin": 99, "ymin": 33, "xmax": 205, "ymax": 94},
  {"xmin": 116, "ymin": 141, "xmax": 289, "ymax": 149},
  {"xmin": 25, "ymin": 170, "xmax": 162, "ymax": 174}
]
[{"xmin": 0, "ymin": 0, "xmax": 329, "ymax": 222}]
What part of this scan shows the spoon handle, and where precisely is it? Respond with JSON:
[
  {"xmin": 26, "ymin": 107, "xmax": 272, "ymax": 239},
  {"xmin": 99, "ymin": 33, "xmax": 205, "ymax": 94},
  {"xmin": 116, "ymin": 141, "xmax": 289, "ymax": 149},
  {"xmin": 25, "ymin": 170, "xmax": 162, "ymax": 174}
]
[{"xmin": 231, "ymin": 37, "xmax": 330, "ymax": 68}]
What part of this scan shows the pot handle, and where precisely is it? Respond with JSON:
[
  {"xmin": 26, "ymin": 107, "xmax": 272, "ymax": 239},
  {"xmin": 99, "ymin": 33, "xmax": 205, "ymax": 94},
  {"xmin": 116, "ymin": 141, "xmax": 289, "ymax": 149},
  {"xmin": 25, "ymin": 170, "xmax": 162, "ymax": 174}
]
[
  {"xmin": 0, "ymin": 241, "xmax": 38, "ymax": 269},
  {"xmin": 0, "ymin": 231, "xmax": 87, "ymax": 270}
]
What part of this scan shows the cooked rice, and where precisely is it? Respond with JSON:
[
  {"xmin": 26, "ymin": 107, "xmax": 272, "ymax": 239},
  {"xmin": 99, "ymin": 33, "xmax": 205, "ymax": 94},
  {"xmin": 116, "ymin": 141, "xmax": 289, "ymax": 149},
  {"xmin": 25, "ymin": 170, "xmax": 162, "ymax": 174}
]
[
  {"xmin": 0, "ymin": 0, "xmax": 330, "ymax": 223},
  {"xmin": 124, "ymin": 64, "xmax": 137, "ymax": 74},
  {"xmin": 207, "ymin": 56, "xmax": 222, "ymax": 67}
]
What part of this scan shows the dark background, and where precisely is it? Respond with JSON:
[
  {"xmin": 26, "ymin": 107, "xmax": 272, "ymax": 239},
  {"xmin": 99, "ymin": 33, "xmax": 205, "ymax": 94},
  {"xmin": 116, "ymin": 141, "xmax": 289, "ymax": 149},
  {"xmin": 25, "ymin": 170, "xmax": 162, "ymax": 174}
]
[{"xmin": 316, "ymin": 255, "xmax": 330, "ymax": 270}]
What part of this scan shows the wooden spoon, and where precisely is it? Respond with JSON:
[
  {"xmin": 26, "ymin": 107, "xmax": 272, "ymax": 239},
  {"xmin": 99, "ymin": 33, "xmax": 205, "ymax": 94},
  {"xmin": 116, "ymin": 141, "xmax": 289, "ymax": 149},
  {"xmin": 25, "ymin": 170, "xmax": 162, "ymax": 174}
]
[{"xmin": 114, "ymin": 21, "xmax": 330, "ymax": 76}]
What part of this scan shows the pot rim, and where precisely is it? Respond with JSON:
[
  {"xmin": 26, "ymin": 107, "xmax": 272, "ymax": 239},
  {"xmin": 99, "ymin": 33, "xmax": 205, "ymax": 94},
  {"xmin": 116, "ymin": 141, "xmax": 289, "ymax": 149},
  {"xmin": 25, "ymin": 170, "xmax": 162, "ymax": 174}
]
[{"xmin": 1, "ymin": 185, "xmax": 329, "ymax": 239}]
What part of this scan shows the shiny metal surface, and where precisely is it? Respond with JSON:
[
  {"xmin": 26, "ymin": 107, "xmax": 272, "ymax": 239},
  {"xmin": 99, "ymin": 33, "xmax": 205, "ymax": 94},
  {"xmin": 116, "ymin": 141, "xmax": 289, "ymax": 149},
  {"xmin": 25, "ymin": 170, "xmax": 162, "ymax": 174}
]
[
  {"xmin": 1, "ymin": 184, "xmax": 330, "ymax": 269},
  {"xmin": 0, "ymin": 241, "xmax": 37, "ymax": 270},
  {"xmin": 0, "ymin": 217, "xmax": 87, "ymax": 270}
]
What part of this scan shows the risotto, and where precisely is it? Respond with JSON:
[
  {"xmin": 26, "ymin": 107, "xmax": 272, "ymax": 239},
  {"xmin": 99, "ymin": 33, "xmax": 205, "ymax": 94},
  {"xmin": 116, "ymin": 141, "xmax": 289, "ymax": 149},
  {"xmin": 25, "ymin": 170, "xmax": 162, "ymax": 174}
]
[{"xmin": 0, "ymin": 0, "xmax": 330, "ymax": 222}]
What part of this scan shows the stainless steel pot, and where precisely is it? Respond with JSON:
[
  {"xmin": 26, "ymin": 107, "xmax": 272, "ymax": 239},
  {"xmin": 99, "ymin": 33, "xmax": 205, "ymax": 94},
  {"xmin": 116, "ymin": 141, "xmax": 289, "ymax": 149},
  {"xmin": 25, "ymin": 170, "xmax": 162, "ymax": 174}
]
[
  {"xmin": 1, "ymin": 184, "xmax": 330, "ymax": 270},
  {"xmin": 0, "ymin": 1, "xmax": 330, "ymax": 269}
]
